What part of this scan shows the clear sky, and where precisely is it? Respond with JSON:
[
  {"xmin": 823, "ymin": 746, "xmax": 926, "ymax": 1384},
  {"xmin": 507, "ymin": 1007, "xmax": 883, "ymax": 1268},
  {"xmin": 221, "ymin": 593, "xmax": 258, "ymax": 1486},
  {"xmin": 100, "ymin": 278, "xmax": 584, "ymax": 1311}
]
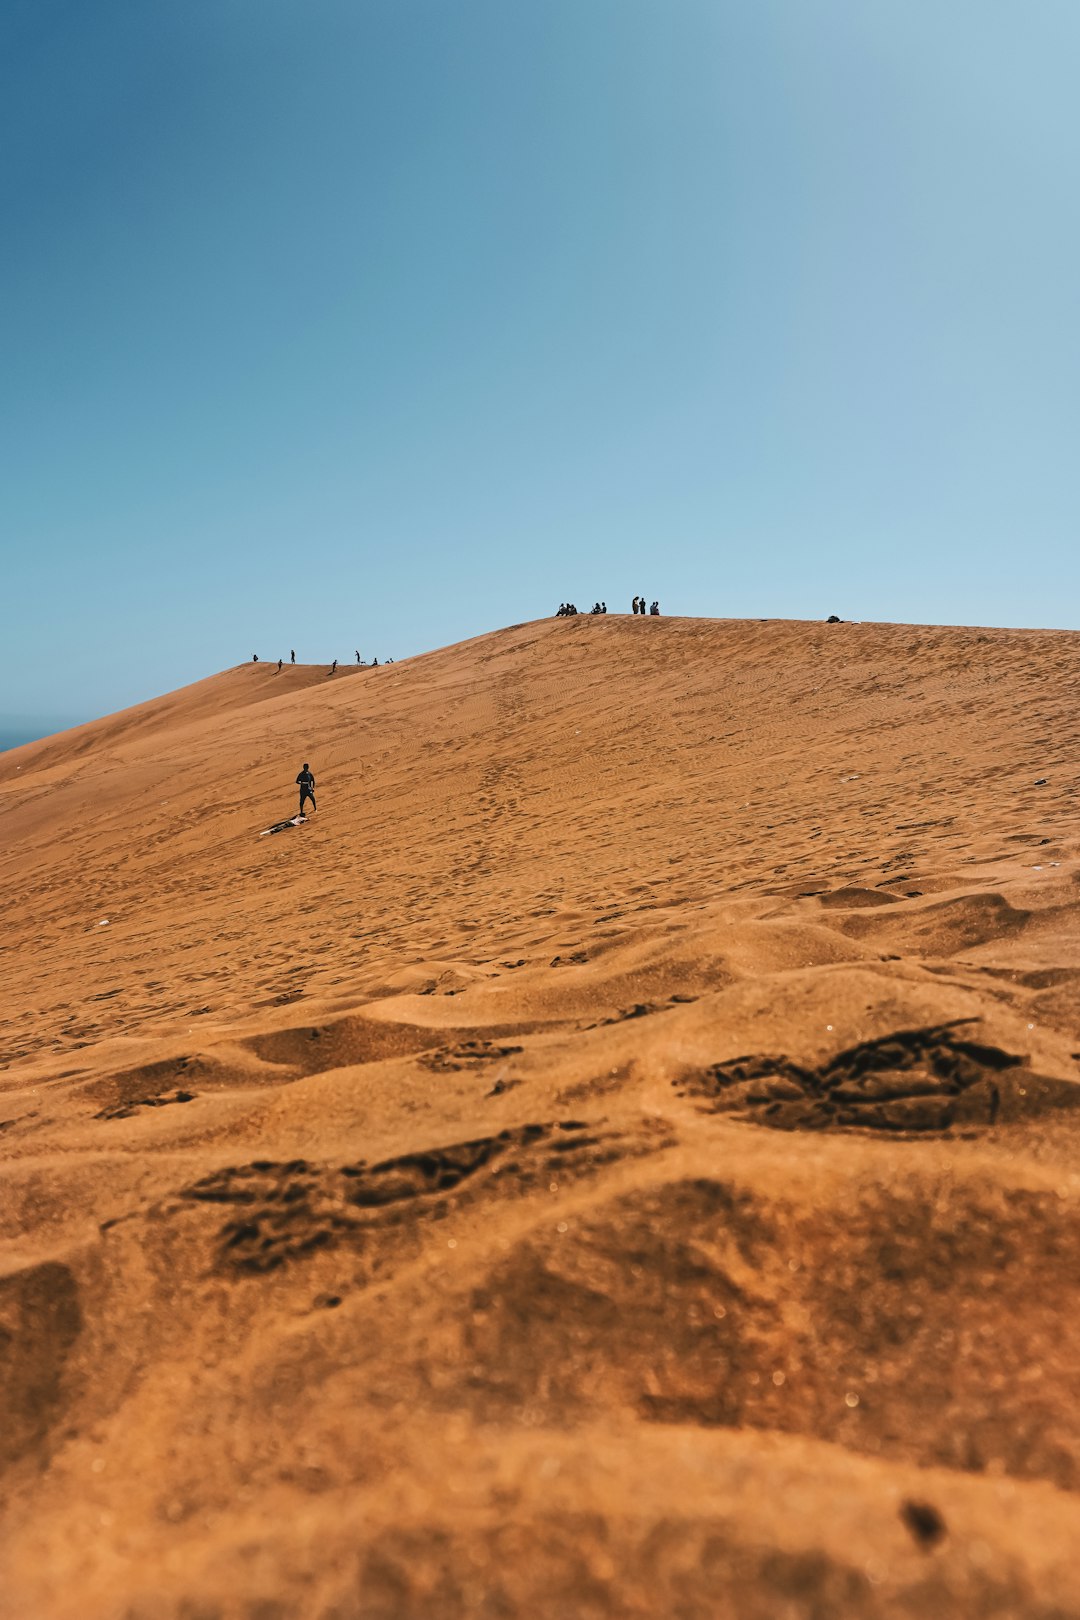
[{"xmin": 3, "ymin": 0, "xmax": 1079, "ymax": 731}]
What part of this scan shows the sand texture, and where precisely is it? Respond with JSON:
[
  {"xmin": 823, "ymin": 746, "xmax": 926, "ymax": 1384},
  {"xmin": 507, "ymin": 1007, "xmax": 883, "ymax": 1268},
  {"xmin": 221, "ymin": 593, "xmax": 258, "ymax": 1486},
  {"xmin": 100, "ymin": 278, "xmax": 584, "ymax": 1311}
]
[{"xmin": 3, "ymin": 615, "xmax": 1080, "ymax": 1618}]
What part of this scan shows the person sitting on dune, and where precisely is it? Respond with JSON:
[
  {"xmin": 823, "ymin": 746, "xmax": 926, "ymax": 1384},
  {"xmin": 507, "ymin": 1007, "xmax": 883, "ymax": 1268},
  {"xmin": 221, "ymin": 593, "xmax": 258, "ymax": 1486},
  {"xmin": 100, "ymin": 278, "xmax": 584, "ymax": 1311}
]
[{"xmin": 296, "ymin": 763, "xmax": 316, "ymax": 816}]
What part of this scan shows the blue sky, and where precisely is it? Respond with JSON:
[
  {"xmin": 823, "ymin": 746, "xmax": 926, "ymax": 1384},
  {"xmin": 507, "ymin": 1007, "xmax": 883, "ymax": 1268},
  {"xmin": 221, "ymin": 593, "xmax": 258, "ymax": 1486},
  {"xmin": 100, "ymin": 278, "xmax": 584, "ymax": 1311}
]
[{"xmin": 3, "ymin": 0, "xmax": 1079, "ymax": 730}]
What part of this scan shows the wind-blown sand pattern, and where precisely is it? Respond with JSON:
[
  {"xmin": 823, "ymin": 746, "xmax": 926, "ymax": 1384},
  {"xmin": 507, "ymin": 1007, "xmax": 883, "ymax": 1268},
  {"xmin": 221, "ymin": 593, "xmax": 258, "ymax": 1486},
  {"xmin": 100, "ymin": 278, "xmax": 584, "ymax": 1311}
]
[{"xmin": 3, "ymin": 615, "xmax": 1080, "ymax": 1618}]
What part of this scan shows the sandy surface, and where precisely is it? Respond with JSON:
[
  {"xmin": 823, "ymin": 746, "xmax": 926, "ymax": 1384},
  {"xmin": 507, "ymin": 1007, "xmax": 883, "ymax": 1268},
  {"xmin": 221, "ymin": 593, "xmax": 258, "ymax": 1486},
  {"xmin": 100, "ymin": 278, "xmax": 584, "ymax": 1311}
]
[{"xmin": 3, "ymin": 614, "xmax": 1080, "ymax": 1618}]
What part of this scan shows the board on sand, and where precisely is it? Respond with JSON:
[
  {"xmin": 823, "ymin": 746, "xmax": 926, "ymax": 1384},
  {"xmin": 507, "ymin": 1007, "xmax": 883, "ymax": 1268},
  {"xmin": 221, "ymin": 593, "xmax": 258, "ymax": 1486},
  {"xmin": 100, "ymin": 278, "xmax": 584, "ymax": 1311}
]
[{"xmin": 260, "ymin": 814, "xmax": 308, "ymax": 836}]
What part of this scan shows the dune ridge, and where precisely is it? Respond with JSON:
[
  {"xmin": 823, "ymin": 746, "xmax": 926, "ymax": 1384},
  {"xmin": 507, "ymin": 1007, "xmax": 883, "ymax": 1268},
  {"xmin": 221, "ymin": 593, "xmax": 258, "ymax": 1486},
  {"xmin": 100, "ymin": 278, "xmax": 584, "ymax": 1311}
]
[{"xmin": 3, "ymin": 614, "xmax": 1080, "ymax": 1618}]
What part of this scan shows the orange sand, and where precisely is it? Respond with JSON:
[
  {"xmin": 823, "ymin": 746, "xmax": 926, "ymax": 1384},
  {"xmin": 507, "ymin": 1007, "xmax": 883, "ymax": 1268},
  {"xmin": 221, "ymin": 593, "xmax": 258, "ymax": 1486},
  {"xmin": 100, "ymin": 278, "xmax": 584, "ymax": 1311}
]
[{"xmin": 3, "ymin": 615, "xmax": 1080, "ymax": 1618}]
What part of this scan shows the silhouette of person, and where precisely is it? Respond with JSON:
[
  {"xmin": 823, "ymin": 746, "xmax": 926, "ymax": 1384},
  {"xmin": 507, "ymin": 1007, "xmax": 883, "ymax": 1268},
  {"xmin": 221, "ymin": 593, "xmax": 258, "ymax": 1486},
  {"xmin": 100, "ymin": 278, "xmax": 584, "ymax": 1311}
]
[
  {"xmin": 631, "ymin": 597, "xmax": 639, "ymax": 614},
  {"xmin": 277, "ymin": 658, "xmax": 282, "ymax": 672},
  {"xmin": 330, "ymin": 659, "xmax": 337, "ymax": 674},
  {"xmin": 290, "ymin": 649, "xmax": 296, "ymax": 663},
  {"xmin": 356, "ymin": 650, "xmax": 361, "ymax": 663},
  {"xmin": 601, "ymin": 602, "xmax": 607, "ymax": 614},
  {"xmin": 372, "ymin": 656, "xmax": 379, "ymax": 666},
  {"xmin": 296, "ymin": 763, "xmax": 316, "ymax": 815},
  {"xmin": 253, "ymin": 653, "xmax": 259, "ymax": 662},
  {"xmin": 650, "ymin": 600, "xmax": 659, "ymax": 616}
]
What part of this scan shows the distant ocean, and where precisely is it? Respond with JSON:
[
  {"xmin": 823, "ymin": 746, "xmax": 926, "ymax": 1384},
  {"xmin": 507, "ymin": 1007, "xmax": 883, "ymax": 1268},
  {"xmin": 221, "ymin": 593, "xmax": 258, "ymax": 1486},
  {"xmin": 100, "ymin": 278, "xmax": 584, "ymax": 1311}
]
[
  {"xmin": 0, "ymin": 728, "xmax": 43, "ymax": 753},
  {"xmin": 0, "ymin": 719, "xmax": 82, "ymax": 753}
]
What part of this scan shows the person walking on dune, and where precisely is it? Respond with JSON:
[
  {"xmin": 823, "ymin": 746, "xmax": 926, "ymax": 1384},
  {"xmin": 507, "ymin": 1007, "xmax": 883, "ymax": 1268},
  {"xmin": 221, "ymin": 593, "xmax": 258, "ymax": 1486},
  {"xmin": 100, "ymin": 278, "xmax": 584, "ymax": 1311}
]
[
  {"xmin": 290, "ymin": 649, "xmax": 296, "ymax": 663},
  {"xmin": 296, "ymin": 763, "xmax": 316, "ymax": 816}
]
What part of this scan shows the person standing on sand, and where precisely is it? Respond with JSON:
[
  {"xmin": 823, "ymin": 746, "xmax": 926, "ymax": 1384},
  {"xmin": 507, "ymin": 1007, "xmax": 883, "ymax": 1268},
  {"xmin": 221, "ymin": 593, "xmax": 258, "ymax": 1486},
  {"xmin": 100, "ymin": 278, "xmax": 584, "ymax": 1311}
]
[
  {"xmin": 296, "ymin": 763, "xmax": 316, "ymax": 815},
  {"xmin": 330, "ymin": 659, "xmax": 337, "ymax": 674},
  {"xmin": 356, "ymin": 650, "xmax": 361, "ymax": 663},
  {"xmin": 290, "ymin": 649, "xmax": 296, "ymax": 663},
  {"xmin": 277, "ymin": 658, "xmax": 282, "ymax": 672}
]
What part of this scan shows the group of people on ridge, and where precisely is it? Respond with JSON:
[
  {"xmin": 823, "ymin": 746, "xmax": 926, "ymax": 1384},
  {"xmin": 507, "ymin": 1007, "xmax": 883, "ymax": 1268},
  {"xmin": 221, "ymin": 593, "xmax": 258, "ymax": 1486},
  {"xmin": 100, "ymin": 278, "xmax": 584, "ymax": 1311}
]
[
  {"xmin": 555, "ymin": 598, "xmax": 660, "ymax": 617},
  {"xmin": 253, "ymin": 650, "xmax": 392, "ymax": 672}
]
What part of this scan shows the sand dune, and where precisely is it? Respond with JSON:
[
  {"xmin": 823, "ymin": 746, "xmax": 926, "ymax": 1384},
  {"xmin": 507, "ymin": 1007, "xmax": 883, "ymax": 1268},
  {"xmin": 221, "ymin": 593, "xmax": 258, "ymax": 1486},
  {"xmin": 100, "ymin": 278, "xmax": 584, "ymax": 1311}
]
[{"xmin": 3, "ymin": 614, "xmax": 1080, "ymax": 1617}]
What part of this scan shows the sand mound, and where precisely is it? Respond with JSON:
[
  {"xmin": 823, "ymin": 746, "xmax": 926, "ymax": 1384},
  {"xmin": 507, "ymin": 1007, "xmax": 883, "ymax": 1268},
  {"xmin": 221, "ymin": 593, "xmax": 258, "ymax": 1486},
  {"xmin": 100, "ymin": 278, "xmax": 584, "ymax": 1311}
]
[{"xmin": 3, "ymin": 615, "xmax": 1080, "ymax": 1618}]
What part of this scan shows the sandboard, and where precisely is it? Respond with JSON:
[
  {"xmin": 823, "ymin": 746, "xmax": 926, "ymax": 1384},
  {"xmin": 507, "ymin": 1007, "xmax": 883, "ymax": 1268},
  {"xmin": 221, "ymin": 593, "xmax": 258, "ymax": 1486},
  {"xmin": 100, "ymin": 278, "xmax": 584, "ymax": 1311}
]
[{"xmin": 260, "ymin": 814, "xmax": 308, "ymax": 836}]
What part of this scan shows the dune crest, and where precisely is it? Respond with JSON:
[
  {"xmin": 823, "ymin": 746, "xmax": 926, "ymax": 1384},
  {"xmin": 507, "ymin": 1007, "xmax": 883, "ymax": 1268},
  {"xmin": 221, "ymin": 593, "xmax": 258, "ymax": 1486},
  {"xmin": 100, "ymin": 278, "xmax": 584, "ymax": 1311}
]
[{"xmin": 3, "ymin": 615, "xmax": 1080, "ymax": 1618}]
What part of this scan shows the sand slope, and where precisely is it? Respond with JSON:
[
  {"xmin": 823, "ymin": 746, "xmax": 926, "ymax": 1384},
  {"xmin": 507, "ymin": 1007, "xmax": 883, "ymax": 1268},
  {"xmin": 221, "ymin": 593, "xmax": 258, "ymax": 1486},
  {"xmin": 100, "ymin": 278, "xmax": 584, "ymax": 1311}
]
[{"xmin": 3, "ymin": 615, "xmax": 1080, "ymax": 1618}]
